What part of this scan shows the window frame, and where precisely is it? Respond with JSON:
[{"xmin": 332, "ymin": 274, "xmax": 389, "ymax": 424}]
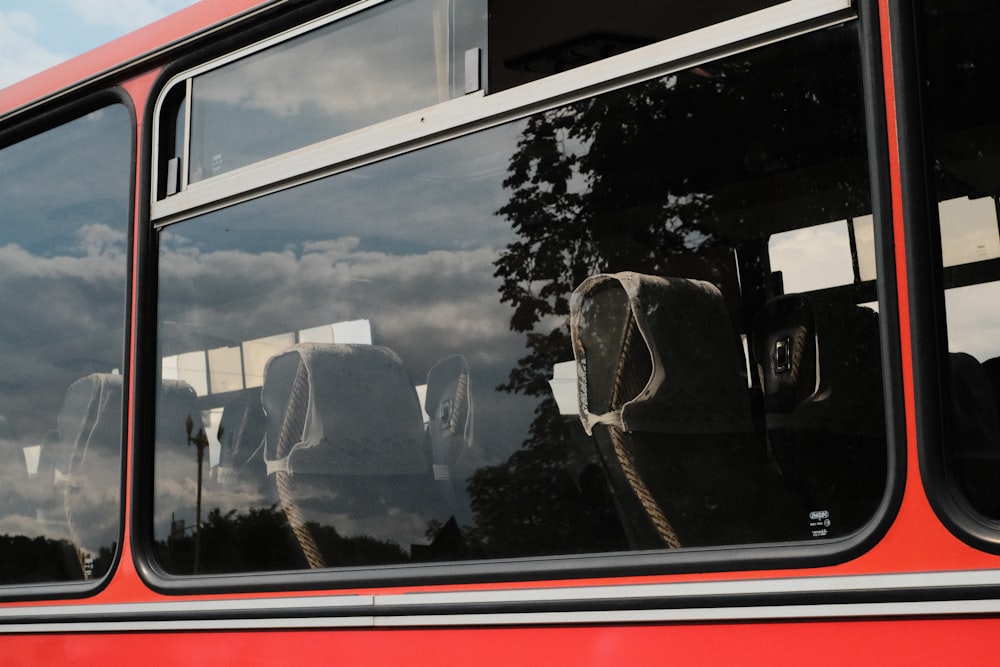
[
  {"xmin": 0, "ymin": 88, "xmax": 136, "ymax": 602},
  {"xmin": 150, "ymin": 0, "xmax": 855, "ymax": 226},
  {"xmin": 904, "ymin": 0, "xmax": 1000, "ymax": 553},
  {"xmin": 135, "ymin": 0, "xmax": 908, "ymax": 595}
]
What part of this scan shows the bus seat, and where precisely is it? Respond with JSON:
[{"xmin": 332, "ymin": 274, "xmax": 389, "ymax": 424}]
[
  {"xmin": 424, "ymin": 354, "xmax": 477, "ymax": 526},
  {"xmin": 156, "ymin": 379, "xmax": 205, "ymax": 450},
  {"xmin": 261, "ymin": 343, "xmax": 436, "ymax": 568},
  {"xmin": 55, "ymin": 373, "xmax": 123, "ymax": 568},
  {"xmin": 570, "ymin": 272, "xmax": 803, "ymax": 549},
  {"xmin": 752, "ymin": 294, "xmax": 885, "ymax": 537},
  {"xmin": 753, "ymin": 294, "xmax": 884, "ymax": 435},
  {"xmin": 950, "ymin": 352, "xmax": 1000, "ymax": 518},
  {"xmin": 425, "ymin": 354, "xmax": 474, "ymax": 482},
  {"xmin": 214, "ymin": 387, "xmax": 269, "ymax": 498},
  {"xmin": 751, "ymin": 294, "xmax": 817, "ymax": 415}
]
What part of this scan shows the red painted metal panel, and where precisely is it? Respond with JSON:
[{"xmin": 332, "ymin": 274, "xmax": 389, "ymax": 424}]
[
  {"xmin": 0, "ymin": 0, "xmax": 275, "ymax": 116},
  {"xmin": 2, "ymin": 618, "xmax": 999, "ymax": 667},
  {"xmin": 0, "ymin": 6, "xmax": 998, "ymax": 666}
]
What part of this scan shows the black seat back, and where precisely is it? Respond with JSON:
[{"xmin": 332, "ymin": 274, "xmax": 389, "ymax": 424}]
[{"xmin": 571, "ymin": 272, "xmax": 804, "ymax": 548}]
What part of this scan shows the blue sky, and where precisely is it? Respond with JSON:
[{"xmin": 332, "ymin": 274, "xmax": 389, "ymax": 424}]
[{"xmin": 0, "ymin": 0, "xmax": 198, "ymax": 89}]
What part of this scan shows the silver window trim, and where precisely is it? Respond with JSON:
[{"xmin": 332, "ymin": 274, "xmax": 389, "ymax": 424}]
[
  {"xmin": 151, "ymin": 0, "xmax": 854, "ymax": 226},
  {"xmin": 3, "ymin": 568, "xmax": 1000, "ymax": 632}
]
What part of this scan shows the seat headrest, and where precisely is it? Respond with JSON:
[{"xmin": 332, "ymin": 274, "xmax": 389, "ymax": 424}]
[
  {"xmin": 56, "ymin": 373, "xmax": 125, "ymax": 561},
  {"xmin": 753, "ymin": 294, "xmax": 883, "ymax": 433},
  {"xmin": 570, "ymin": 272, "xmax": 752, "ymax": 436},
  {"xmin": 216, "ymin": 387, "xmax": 266, "ymax": 487},
  {"xmin": 156, "ymin": 379, "xmax": 204, "ymax": 448},
  {"xmin": 56, "ymin": 373, "xmax": 123, "ymax": 479},
  {"xmin": 425, "ymin": 354, "xmax": 473, "ymax": 479},
  {"xmin": 751, "ymin": 294, "xmax": 818, "ymax": 413},
  {"xmin": 262, "ymin": 343, "xmax": 427, "ymax": 476}
]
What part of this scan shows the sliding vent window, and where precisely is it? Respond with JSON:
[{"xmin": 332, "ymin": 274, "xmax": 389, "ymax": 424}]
[
  {"xmin": 152, "ymin": 23, "xmax": 887, "ymax": 577},
  {"xmin": 182, "ymin": 0, "xmax": 486, "ymax": 184},
  {"xmin": 489, "ymin": 0, "xmax": 790, "ymax": 92},
  {"xmin": 0, "ymin": 104, "xmax": 131, "ymax": 585}
]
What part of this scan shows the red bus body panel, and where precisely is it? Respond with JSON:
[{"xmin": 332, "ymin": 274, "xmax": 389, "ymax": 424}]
[
  {"xmin": 1, "ymin": 0, "xmax": 998, "ymax": 663},
  {"xmin": 3, "ymin": 619, "xmax": 999, "ymax": 667}
]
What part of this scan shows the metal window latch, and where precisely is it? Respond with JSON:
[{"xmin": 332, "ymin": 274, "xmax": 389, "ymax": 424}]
[
  {"xmin": 464, "ymin": 48, "xmax": 482, "ymax": 94},
  {"xmin": 774, "ymin": 336, "xmax": 791, "ymax": 374},
  {"xmin": 166, "ymin": 156, "xmax": 182, "ymax": 196}
]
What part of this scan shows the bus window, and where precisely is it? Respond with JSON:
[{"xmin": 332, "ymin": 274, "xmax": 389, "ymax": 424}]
[
  {"xmin": 939, "ymin": 198, "xmax": 1000, "ymax": 267},
  {"xmin": 920, "ymin": 0, "xmax": 1000, "ymax": 524},
  {"xmin": 0, "ymin": 103, "xmax": 131, "ymax": 585},
  {"xmin": 151, "ymin": 18, "xmax": 887, "ymax": 578},
  {"xmin": 174, "ymin": 0, "xmax": 486, "ymax": 187},
  {"xmin": 770, "ymin": 216, "xmax": 878, "ymax": 293}
]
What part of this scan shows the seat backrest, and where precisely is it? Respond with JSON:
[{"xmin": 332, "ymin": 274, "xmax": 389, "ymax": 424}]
[
  {"xmin": 751, "ymin": 293, "xmax": 818, "ymax": 414},
  {"xmin": 262, "ymin": 343, "xmax": 427, "ymax": 477},
  {"xmin": 571, "ymin": 272, "xmax": 754, "ymax": 438},
  {"xmin": 215, "ymin": 387, "xmax": 268, "ymax": 493},
  {"xmin": 569, "ymin": 272, "xmax": 791, "ymax": 549},
  {"xmin": 260, "ymin": 343, "xmax": 431, "ymax": 567},
  {"xmin": 752, "ymin": 294, "xmax": 883, "ymax": 436},
  {"xmin": 56, "ymin": 373, "xmax": 123, "ymax": 564},
  {"xmin": 424, "ymin": 354, "xmax": 474, "ymax": 482}
]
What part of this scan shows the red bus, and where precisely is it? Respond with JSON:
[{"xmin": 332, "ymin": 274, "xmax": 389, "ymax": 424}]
[{"xmin": 0, "ymin": 0, "xmax": 998, "ymax": 663}]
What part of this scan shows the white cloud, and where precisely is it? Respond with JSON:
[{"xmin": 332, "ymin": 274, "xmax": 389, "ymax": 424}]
[
  {"xmin": 0, "ymin": 1, "xmax": 198, "ymax": 90},
  {"xmin": 64, "ymin": 0, "xmax": 191, "ymax": 32},
  {"xmin": 0, "ymin": 11, "xmax": 67, "ymax": 89}
]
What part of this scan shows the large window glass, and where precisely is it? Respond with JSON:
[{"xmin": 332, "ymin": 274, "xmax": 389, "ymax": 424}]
[
  {"xmin": 152, "ymin": 23, "xmax": 886, "ymax": 576},
  {"xmin": 921, "ymin": 0, "xmax": 1000, "ymax": 520},
  {"xmin": 0, "ymin": 104, "xmax": 131, "ymax": 584}
]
